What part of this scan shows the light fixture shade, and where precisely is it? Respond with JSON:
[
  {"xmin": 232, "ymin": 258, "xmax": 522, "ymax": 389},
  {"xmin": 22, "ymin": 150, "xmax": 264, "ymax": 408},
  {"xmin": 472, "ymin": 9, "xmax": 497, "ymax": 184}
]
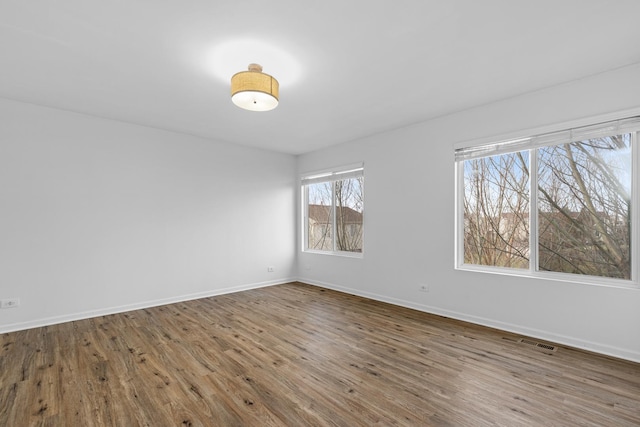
[{"xmin": 231, "ymin": 64, "xmax": 279, "ymax": 111}]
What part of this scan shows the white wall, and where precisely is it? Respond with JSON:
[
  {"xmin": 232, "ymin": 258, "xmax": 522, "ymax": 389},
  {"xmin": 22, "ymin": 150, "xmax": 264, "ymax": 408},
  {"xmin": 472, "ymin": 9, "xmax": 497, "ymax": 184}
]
[
  {"xmin": 297, "ymin": 63, "xmax": 640, "ymax": 362},
  {"xmin": 0, "ymin": 98, "xmax": 296, "ymax": 332}
]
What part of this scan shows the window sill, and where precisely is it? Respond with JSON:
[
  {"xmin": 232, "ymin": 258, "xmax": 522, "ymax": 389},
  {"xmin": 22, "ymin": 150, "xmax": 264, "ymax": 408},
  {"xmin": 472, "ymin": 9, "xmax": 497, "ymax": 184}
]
[
  {"xmin": 303, "ymin": 249, "xmax": 363, "ymax": 259},
  {"xmin": 456, "ymin": 264, "xmax": 639, "ymax": 290}
]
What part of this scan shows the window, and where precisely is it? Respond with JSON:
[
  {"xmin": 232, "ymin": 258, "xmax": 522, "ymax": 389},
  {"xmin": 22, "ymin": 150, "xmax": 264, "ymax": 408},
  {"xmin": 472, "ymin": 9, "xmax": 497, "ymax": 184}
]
[
  {"xmin": 456, "ymin": 117, "xmax": 639, "ymax": 285},
  {"xmin": 302, "ymin": 165, "xmax": 364, "ymax": 254}
]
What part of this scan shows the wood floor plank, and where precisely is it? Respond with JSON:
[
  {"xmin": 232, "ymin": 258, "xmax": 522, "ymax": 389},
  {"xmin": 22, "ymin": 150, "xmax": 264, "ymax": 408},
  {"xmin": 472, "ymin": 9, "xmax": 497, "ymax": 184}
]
[{"xmin": 1, "ymin": 282, "xmax": 639, "ymax": 426}]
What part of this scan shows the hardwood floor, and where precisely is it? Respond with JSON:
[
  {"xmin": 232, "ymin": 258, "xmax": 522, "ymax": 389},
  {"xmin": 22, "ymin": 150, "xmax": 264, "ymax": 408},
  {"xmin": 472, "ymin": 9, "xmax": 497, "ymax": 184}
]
[{"xmin": 1, "ymin": 282, "xmax": 639, "ymax": 426}]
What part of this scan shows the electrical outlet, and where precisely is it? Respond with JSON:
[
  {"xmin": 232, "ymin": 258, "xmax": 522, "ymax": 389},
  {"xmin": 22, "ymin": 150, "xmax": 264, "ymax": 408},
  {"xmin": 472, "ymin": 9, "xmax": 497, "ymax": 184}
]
[
  {"xmin": 418, "ymin": 285, "xmax": 429, "ymax": 293},
  {"xmin": 1, "ymin": 298, "xmax": 20, "ymax": 309},
  {"xmin": 267, "ymin": 266, "xmax": 275, "ymax": 272}
]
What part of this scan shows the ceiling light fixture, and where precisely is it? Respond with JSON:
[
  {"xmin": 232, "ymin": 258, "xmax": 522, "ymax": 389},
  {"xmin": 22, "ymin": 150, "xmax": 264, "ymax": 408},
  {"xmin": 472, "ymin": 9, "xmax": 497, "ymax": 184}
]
[{"xmin": 230, "ymin": 63, "xmax": 279, "ymax": 112}]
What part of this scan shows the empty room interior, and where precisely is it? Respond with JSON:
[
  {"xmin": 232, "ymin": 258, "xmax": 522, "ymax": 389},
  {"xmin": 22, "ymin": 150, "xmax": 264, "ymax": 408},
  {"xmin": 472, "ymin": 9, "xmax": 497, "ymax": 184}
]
[{"xmin": 2, "ymin": 1, "xmax": 640, "ymax": 426}]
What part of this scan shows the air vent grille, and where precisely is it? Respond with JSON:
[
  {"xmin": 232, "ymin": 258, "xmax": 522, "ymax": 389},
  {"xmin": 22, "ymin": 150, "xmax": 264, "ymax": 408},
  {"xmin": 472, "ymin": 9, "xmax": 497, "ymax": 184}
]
[{"xmin": 518, "ymin": 338, "xmax": 557, "ymax": 352}]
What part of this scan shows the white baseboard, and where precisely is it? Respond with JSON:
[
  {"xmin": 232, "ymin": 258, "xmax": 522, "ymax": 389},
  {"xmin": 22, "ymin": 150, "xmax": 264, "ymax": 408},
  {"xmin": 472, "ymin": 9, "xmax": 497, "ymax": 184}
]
[
  {"xmin": 5, "ymin": 277, "xmax": 637, "ymax": 364},
  {"xmin": 297, "ymin": 277, "xmax": 640, "ymax": 364},
  {"xmin": 0, "ymin": 278, "xmax": 295, "ymax": 334}
]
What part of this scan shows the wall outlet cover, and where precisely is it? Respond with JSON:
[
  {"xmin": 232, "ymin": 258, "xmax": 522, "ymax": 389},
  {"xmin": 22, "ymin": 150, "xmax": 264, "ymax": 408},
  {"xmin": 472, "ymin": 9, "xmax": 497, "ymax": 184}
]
[{"xmin": 1, "ymin": 298, "xmax": 20, "ymax": 309}]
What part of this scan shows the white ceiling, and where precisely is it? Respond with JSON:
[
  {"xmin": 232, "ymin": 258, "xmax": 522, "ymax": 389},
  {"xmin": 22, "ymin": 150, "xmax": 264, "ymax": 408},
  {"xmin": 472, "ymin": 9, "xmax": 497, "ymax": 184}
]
[{"xmin": 2, "ymin": 1, "xmax": 640, "ymax": 155}]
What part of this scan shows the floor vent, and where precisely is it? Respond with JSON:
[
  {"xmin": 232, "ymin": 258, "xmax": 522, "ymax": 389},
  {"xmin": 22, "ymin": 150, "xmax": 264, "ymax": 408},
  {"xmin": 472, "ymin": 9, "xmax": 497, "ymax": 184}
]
[{"xmin": 518, "ymin": 338, "xmax": 557, "ymax": 352}]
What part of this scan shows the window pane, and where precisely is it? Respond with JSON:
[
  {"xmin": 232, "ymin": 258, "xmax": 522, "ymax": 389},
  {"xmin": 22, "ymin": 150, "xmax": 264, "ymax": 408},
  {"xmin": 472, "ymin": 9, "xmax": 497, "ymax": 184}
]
[
  {"xmin": 307, "ymin": 182, "xmax": 333, "ymax": 251},
  {"xmin": 537, "ymin": 135, "xmax": 631, "ymax": 279},
  {"xmin": 335, "ymin": 178, "xmax": 363, "ymax": 252},
  {"xmin": 463, "ymin": 152, "xmax": 530, "ymax": 268}
]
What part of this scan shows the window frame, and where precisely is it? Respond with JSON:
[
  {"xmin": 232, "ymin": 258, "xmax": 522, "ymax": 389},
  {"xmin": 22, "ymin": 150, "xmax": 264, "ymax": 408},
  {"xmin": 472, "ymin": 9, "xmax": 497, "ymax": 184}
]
[
  {"xmin": 301, "ymin": 163, "xmax": 364, "ymax": 257},
  {"xmin": 455, "ymin": 114, "xmax": 640, "ymax": 289}
]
